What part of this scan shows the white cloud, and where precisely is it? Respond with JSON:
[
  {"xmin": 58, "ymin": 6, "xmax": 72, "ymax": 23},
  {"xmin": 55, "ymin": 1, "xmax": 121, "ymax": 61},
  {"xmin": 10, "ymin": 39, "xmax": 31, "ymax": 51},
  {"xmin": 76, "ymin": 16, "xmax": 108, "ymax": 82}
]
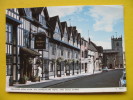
[
  {"xmin": 47, "ymin": 6, "xmax": 83, "ymax": 18},
  {"xmin": 94, "ymin": 41, "xmax": 111, "ymax": 49},
  {"xmin": 89, "ymin": 5, "xmax": 123, "ymax": 32},
  {"xmin": 77, "ymin": 28, "xmax": 83, "ymax": 33}
]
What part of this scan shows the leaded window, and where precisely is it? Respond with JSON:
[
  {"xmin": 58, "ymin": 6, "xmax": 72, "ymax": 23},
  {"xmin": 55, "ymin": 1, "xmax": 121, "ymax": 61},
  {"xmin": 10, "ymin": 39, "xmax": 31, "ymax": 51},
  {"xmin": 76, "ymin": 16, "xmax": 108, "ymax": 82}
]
[
  {"xmin": 6, "ymin": 24, "xmax": 12, "ymax": 44},
  {"xmin": 52, "ymin": 45, "xmax": 55, "ymax": 55},
  {"xmin": 39, "ymin": 15, "xmax": 46, "ymax": 25},
  {"xmin": 24, "ymin": 8, "xmax": 32, "ymax": 18}
]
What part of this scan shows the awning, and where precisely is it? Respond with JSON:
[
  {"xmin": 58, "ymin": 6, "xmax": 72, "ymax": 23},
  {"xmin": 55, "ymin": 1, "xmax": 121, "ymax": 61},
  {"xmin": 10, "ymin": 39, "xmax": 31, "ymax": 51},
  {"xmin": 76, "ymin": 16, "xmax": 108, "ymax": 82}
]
[{"xmin": 20, "ymin": 47, "xmax": 40, "ymax": 57}]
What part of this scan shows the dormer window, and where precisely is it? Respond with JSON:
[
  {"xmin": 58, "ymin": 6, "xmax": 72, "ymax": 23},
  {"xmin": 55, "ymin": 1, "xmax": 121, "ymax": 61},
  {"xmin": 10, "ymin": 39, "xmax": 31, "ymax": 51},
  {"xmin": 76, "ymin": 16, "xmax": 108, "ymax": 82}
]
[
  {"xmin": 39, "ymin": 14, "xmax": 46, "ymax": 25},
  {"xmin": 24, "ymin": 8, "xmax": 32, "ymax": 18}
]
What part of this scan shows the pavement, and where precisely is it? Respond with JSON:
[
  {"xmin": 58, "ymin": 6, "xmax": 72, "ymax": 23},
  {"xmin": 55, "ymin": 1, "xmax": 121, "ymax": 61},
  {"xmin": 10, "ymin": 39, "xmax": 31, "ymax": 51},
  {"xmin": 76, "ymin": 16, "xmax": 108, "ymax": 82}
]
[{"xmin": 13, "ymin": 71, "xmax": 102, "ymax": 88}]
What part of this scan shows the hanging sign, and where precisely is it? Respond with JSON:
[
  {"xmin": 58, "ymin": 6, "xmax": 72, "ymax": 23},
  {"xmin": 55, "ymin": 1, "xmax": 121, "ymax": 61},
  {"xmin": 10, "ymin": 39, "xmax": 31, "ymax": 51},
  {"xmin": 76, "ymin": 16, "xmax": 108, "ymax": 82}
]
[{"xmin": 34, "ymin": 34, "xmax": 46, "ymax": 49}]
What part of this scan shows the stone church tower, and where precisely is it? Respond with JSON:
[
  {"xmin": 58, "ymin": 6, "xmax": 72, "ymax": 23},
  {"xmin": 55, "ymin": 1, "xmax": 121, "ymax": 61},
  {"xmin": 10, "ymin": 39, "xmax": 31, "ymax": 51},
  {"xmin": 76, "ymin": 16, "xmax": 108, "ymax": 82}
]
[{"xmin": 111, "ymin": 36, "xmax": 123, "ymax": 68}]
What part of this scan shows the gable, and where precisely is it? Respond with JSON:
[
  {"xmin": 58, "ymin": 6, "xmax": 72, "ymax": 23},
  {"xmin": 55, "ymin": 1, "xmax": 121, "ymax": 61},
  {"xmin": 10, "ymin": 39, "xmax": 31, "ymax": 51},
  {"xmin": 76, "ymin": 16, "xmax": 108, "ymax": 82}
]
[
  {"xmin": 18, "ymin": 8, "xmax": 32, "ymax": 18},
  {"xmin": 54, "ymin": 22, "xmax": 61, "ymax": 34}
]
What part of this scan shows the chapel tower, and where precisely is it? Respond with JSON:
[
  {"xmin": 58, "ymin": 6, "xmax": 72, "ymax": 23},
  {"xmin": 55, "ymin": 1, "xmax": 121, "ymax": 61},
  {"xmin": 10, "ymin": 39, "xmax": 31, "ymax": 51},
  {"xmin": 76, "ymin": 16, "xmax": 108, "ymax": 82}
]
[{"xmin": 111, "ymin": 36, "xmax": 123, "ymax": 68}]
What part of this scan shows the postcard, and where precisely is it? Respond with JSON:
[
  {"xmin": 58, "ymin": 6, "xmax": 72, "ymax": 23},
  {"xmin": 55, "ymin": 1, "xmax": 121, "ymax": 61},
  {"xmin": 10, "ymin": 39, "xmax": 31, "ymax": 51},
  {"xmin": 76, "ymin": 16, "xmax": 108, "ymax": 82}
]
[{"xmin": 6, "ymin": 5, "xmax": 126, "ymax": 93}]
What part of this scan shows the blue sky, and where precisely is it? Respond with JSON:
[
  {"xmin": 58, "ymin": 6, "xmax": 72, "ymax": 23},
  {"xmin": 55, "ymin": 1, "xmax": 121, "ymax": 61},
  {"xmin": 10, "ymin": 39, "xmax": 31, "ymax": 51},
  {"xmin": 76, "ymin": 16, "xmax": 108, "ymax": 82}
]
[{"xmin": 47, "ymin": 5, "xmax": 124, "ymax": 49}]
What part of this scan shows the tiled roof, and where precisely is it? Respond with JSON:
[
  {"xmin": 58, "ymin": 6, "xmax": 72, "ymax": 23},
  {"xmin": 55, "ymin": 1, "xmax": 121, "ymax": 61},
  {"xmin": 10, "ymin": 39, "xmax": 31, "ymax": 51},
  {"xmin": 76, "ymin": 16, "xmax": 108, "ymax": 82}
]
[
  {"xmin": 31, "ymin": 7, "xmax": 44, "ymax": 15},
  {"xmin": 48, "ymin": 16, "xmax": 58, "ymax": 31}
]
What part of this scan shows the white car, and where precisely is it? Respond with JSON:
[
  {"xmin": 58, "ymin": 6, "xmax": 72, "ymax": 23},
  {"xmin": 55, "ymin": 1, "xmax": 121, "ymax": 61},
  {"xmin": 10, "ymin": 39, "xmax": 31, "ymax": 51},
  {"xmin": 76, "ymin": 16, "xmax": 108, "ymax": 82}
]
[
  {"xmin": 102, "ymin": 67, "xmax": 109, "ymax": 72},
  {"xmin": 119, "ymin": 72, "xmax": 126, "ymax": 87}
]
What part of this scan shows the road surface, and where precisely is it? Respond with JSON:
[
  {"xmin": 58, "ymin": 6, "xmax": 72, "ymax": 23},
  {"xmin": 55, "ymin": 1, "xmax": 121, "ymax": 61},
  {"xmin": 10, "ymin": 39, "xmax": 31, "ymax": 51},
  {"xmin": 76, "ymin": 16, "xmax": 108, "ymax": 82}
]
[{"xmin": 47, "ymin": 69, "xmax": 123, "ymax": 88}]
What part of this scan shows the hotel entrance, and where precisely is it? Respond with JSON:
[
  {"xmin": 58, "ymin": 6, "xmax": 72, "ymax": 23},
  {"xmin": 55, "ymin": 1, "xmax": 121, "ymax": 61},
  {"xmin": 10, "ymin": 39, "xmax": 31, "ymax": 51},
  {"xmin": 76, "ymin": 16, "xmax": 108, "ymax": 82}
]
[{"xmin": 19, "ymin": 47, "xmax": 40, "ymax": 84}]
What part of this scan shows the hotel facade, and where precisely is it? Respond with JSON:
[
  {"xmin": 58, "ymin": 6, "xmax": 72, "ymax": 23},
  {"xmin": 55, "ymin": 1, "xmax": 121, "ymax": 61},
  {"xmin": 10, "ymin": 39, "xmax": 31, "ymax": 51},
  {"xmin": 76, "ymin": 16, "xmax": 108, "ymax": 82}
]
[{"xmin": 6, "ymin": 7, "xmax": 103, "ymax": 85}]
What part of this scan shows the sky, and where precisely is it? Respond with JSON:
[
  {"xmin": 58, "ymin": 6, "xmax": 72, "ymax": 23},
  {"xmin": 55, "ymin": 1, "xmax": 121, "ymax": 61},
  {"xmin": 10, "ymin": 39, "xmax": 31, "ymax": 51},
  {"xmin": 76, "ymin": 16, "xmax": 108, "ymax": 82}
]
[{"xmin": 47, "ymin": 5, "xmax": 124, "ymax": 49}]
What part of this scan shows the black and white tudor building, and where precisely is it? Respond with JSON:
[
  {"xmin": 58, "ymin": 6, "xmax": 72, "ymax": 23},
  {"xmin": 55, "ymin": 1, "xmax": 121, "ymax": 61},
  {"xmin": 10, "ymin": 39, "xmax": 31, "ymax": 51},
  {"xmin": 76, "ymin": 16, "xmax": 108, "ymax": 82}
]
[{"xmin": 6, "ymin": 7, "xmax": 82, "ymax": 85}]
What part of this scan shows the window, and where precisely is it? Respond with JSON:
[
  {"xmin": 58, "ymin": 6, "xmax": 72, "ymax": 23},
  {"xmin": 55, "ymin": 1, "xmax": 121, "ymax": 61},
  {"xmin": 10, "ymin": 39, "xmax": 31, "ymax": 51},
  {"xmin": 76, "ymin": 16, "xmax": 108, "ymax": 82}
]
[
  {"xmin": 55, "ymin": 24, "xmax": 60, "ymax": 34},
  {"xmin": 24, "ymin": 8, "xmax": 32, "ymax": 18},
  {"xmin": 7, "ymin": 9, "xmax": 19, "ymax": 20},
  {"xmin": 39, "ymin": 15, "xmax": 46, "ymax": 25},
  {"xmin": 6, "ymin": 24, "xmax": 13, "ymax": 55},
  {"xmin": 82, "ymin": 51, "xmax": 84, "ymax": 57},
  {"xmin": 52, "ymin": 45, "xmax": 55, "ymax": 55},
  {"xmin": 6, "ymin": 24, "xmax": 12, "ymax": 44},
  {"xmin": 84, "ymin": 50, "xmax": 88, "ymax": 58},
  {"xmin": 23, "ymin": 29, "xmax": 29, "ymax": 47}
]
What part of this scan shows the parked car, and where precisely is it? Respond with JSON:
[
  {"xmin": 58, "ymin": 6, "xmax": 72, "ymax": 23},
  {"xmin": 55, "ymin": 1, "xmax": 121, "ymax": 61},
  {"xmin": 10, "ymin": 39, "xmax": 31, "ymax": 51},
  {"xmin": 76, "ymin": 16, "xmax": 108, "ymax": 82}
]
[
  {"xmin": 102, "ymin": 67, "xmax": 109, "ymax": 72},
  {"xmin": 119, "ymin": 72, "xmax": 126, "ymax": 87}
]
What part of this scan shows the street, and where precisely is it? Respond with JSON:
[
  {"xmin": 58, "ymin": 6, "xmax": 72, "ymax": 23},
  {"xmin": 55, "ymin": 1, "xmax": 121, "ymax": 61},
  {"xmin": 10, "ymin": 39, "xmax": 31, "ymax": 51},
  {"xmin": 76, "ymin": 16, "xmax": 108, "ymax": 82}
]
[{"xmin": 47, "ymin": 69, "xmax": 123, "ymax": 88}]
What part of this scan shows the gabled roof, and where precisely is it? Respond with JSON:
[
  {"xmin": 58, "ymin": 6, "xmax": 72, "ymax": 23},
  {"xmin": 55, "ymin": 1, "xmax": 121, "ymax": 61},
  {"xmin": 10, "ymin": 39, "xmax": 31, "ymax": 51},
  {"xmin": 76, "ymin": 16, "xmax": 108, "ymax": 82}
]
[
  {"xmin": 61, "ymin": 21, "xmax": 68, "ymax": 38},
  {"xmin": 81, "ymin": 37, "xmax": 88, "ymax": 42},
  {"xmin": 30, "ymin": 7, "xmax": 47, "ymax": 20},
  {"xmin": 43, "ymin": 7, "xmax": 50, "ymax": 21},
  {"xmin": 88, "ymin": 41, "xmax": 98, "ymax": 52},
  {"xmin": 31, "ymin": 7, "xmax": 44, "ymax": 15},
  {"xmin": 48, "ymin": 16, "xmax": 63, "ymax": 36},
  {"xmin": 48, "ymin": 16, "xmax": 58, "ymax": 30}
]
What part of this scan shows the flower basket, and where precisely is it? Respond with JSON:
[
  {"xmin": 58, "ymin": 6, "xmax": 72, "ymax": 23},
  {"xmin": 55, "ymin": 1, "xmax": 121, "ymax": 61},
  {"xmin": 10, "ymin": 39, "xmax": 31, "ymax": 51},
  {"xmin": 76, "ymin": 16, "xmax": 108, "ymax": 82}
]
[
  {"xmin": 56, "ymin": 57, "xmax": 64, "ymax": 64},
  {"xmin": 31, "ymin": 76, "xmax": 40, "ymax": 82},
  {"xmin": 36, "ymin": 58, "xmax": 42, "ymax": 65},
  {"xmin": 19, "ymin": 75, "xmax": 28, "ymax": 84}
]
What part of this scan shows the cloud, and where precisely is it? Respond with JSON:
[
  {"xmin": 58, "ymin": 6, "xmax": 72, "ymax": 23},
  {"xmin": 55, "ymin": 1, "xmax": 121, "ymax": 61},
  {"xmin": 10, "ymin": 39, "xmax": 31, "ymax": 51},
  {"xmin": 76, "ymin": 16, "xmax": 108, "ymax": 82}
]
[
  {"xmin": 94, "ymin": 41, "xmax": 111, "ymax": 49},
  {"xmin": 77, "ymin": 28, "xmax": 83, "ymax": 33},
  {"xmin": 47, "ymin": 6, "xmax": 83, "ymax": 18},
  {"xmin": 89, "ymin": 5, "xmax": 123, "ymax": 32}
]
